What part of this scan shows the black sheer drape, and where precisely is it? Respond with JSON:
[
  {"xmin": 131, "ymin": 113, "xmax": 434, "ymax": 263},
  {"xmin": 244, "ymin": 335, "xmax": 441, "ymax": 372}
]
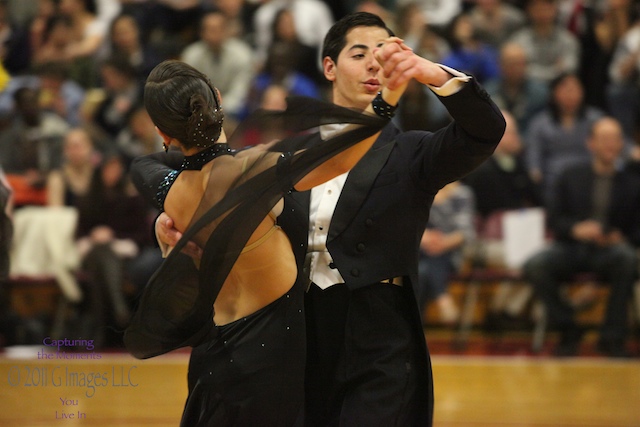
[{"xmin": 125, "ymin": 97, "xmax": 388, "ymax": 359}]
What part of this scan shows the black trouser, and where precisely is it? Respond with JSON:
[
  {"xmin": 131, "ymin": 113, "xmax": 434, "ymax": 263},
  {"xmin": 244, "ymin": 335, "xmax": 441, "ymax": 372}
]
[
  {"xmin": 524, "ymin": 241, "xmax": 637, "ymax": 343},
  {"xmin": 304, "ymin": 283, "xmax": 432, "ymax": 427}
]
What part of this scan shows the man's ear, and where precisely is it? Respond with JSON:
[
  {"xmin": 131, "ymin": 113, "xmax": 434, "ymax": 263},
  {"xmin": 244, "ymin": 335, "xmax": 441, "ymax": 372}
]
[{"xmin": 323, "ymin": 57, "xmax": 336, "ymax": 82}]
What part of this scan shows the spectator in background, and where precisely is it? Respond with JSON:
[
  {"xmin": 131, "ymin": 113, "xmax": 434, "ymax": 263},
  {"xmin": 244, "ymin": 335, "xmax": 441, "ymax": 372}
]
[
  {"xmin": 577, "ymin": 0, "xmax": 637, "ymax": 111},
  {"xmin": 441, "ymin": 12, "xmax": 501, "ymax": 84},
  {"xmin": 105, "ymin": 13, "xmax": 161, "ymax": 81},
  {"xmin": 0, "ymin": 0, "xmax": 31, "ymax": 74},
  {"xmin": 58, "ymin": 0, "xmax": 107, "ymax": 87},
  {"xmin": 523, "ymin": 117, "xmax": 640, "ymax": 358},
  {"xmin": 417, "ymin": 180, "xmax": 476, "ymax": 325},
  {"xmin": 607, "ymin": 15, "xmax": 640, "ymax": 139},
  {"xmin": 75, "ymin": 153, "xmax": 151, "ymax": 348},
  {"xmin": 468, "ymin": 0, "xmax": 527, "ymax": 49},
  {"xmin": 525, "ymin": 72, "xmax": 604, "ymax": 203},
  {"xmin": 509, "ymin": 0, "xmax": 581, "ymax": 85},
  {"xmin": 153, "ymin": 0, "xmax": 202, "ymax": 45},
  {"xmin": 0, "ymin": 87, "xmax": 68, "ymax": 207},
  {"xmin": 46, "ymin": 127, "xmax": 98, "ymax": 207},
  {"xmin": 181, "ymin": 9, "xmax": 255, "ymax": 124},
  {"xmin": 114, "ymin": 104, "xmax": 163, "ymax": 166},
  {"xmin": 464, "ymin": 111, "xmax": 540, "ymax": 220},
  {"xmin": 397, "ymin": 0, "xmax": 463, "ymax": 32},
  {"xmin": 394, "ymin": 2, "xmax": 429, "ymax": 50},
  {"xmin": 28, "ymin": 0, "xmax": 59, "ymax": 59},
  {"xmin": 253, "ymin": 0, "xmax": 334, "ymax": 68},
  {"xmin": 463, "ymin": 111, "xmax": 541, "ymax": 327},
  {"xmin": 0, "ymin": 61, "xmax": 85, "ymax": 127},
  {"xmin": 203, "ymin": 0, "xmax": 254, "ymax": 42},
  {"xmin": 270, "ymin": 7, "xmax": 323, "ymax": 84},
  {"xmin": 31, "ymin": 14, "xmax": 74, "ymax": 66},
  {"xmin": 244, "ymin": 41, "xmax": 321, "ymax": 118},
  {"xmin": 484, "ymin": 42, "xmax": 548, "ymax": 134},
  {"xmin": 90, "ymin": 54, "xmax": 142, "ymax": 139}
]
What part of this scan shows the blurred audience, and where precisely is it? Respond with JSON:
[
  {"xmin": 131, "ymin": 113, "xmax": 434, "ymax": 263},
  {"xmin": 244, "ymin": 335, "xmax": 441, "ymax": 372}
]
[
  {"xmin": 181, "ymin": 9, "xmax": 255, "ymax": 123},
  {"xmin": 463, "ymin": 111, "xmax": 541, "ymax": 328},
  {"xmin": 523, "ymin": 116, "xmax": 640, "ymax": 358},
  {"xmin": 89, "ymin": 54, "xmax": 142, "ymax": 139},
  {"xmin": 484, "ymin": 42, "xmax": 548, "ymax": 134},
  {"xmin": 1, "ymin": 0, "xmax": 639, "ymax": 350},
  {"xmin": 0, "ymin": 86, "xmax": 68, "ymax": 207},
  {"xmin": 509, "ymin": 0, "xmax": 581, "ymax": 84},
  {"xmin": 468, "ymin": 0, "xmax": 527, "ymax": 49},
  {"xmin": 253, "ymin": 0, "xmax": 334, "ymax": 69},
  {"xmin": 46, "ymin": 127, "xmax": 99, "ymax": 207},
  {"xmin": 607, "ymin": 12, "xmax": 640, "ymax": 139},
  {"xmin": 74, "ymin": 153, "xmax": 152, "ymax": 348},
  {"xmin": 104, "ymin": 13, "xmax": 161, "ymax": 82},
  {"xmin": 525, "ymin": 72, "xmax": 605, "ymax": 203},
  {"xmin": 441, "ymin": 12, "xmax": 500, "ymax": 83},
  {"xmin": 418, "ymin": 181, "xmax": 476, "ymax": 325}
]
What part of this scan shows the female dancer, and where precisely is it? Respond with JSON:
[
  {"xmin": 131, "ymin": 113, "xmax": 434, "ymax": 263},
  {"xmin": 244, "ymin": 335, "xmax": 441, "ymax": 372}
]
[{"xmin": 125, "ymin": 45, "xmax": 406, "ymax": 426}]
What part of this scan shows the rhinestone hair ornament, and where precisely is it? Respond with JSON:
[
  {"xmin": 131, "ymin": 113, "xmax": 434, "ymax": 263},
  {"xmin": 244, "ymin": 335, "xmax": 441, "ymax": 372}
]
[{"xmin": 188, "ymin": 77, "xmax": 224, "ymax": 148}]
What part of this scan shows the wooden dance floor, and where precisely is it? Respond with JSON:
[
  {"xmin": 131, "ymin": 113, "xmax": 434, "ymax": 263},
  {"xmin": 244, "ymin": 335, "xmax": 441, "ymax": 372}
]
[{"xmin": 1, "ymin": 347, "xmax": 638, "ymax": 426}]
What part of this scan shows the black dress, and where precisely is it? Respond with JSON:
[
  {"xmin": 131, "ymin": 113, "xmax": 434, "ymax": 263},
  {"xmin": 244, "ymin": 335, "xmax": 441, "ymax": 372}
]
[{"xmin": 125, "ymin": 97, "xmax": 388, "ymax": 426}]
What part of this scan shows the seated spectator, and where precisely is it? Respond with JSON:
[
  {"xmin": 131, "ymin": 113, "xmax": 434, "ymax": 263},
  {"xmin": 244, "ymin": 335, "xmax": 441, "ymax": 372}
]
[
  {"xmin": 523, "ymin": 117, "xmax": 640, "ymax": 357},
  {"xmin": 463, "ymin": 111, "xmax": 541, "ymax": 327},
  {"xmin": 90, "ymin": 54, "xmax": 143, "ymax": 139},
  {"xmin": 28, "ymin": 0, "xmax": 59, "ymax": 58},
  {"xmin": 606, "ymin": 17, "xmax": 640, "ymax": 139},
  {"xmin": 0, "ymin": 61, "xmax": 85, "ymax": 127},
  {"xmin": 244, "ymin": 41, "xmax": 321, "ymax": 118},
  {"xmin": 484, "ymin": 42, "xmax": 548, "ymax": 134},
  {"xmin": 270, "ymin": 7, "xmax": 322, "ymax": 84},
  {"xmin": 104, "ymin": 13, "xmax": 162, "ymax": 81},
  {"xmin": 252, "ymin": 0, "xmax": 334, "ymax": 69},
  {"xmin": 467, "ymin": 0, "xmax": 527, "ymax": 49},
  {"xmin": 441, "ymin": 12, "xmax": 500, "ymax": 84},
  {"xmin": 74, "ymin": 153, "xmax": 152, "ymax": 348},
  {"xmin": 0, "ymin": 87, "xmax": 69, "ymax": 207},
  {"xmin": 525, "ymin": 72, "xmax": 604, "ymax": 203},
  {"xmin": 114, "ymin": 104, "xmax": 163, "ymax": 165},
  {"xmin": 509, "ymin": 0, "xmax": 581, "ymax": 85},
  {"xmin": 0, "ymin": 0, "xmax": 30, "ymax": 74},
  {"xmin": 397, "ymin": 0, "xmax": 463, "ymax": 32},
  {"xmin": 464, "ymin": 111, "xmax": 541, "ymax": 220},
  {"xmin": 31, "ymin": 14, "xmax": 74, "ymax": 66},
  {"xmin": 417, "ymin": 181, "xmax": 476, "ymax": 325},
  {"xmin": 59, "ymin": 0, "xmax": 108, "ymax": 87},
  {"xmin": 46, "ymin": 127, "xmax": 99, "ymax": 207},
  {"xmin": 181, "ymin": 9, "xmax": 255, "ymax": 123},
  {"xmin": 395, "ymin": 2, "xmax": 451, "ymax": 63},
  {"xmin": 577, "ymin": 0, "xmax": 637, "ymax": 111}
]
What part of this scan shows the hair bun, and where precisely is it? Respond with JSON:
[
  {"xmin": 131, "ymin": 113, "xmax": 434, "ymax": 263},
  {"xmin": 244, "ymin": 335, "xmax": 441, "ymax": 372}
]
[{"xmin": 187, "ymin": 93, "xmax": 223, "ymax": 147}]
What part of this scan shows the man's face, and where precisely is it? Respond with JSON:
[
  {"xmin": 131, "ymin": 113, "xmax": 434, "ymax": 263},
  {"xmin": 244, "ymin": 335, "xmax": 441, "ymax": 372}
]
[
  {"xmin": 201, "ymin": 14, "xmax": 226, "ymax": 49},
  {"xmin": 323, "ymin": 26, "xmax": 389, "ymax": 110},
  {"xmin": 588, "ymin": 119, "xmax": 624, "ymax": 166}
]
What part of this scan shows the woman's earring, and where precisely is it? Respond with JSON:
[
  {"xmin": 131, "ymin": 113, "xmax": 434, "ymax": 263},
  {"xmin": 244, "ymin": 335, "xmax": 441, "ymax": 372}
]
[{"xmin": 162, "ymin": 142, "xmax": 169, "ymax": 153}]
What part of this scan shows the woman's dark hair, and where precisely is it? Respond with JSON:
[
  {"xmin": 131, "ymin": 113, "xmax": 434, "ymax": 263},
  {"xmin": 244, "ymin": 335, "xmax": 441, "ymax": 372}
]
[
  {"xmin": 548, "ymin": 72, "xmax": 586, "ymax": 123},
  {"xmin": 321, "ymin": 12, "xmax": 393, "ymax": 63},
  {"xmin": 43, "ymin": 14, "xmax": 72, "ymax": 40},
  {"xmin": 144, "ymin": 60, "xmax": 224, "ymax": 149}
]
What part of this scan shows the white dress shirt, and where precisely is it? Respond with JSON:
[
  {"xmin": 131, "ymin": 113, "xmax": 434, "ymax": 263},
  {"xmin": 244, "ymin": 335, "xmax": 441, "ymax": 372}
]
[{"xmin": 307, "ymin": 65, "xmax": 470, "ymax": 289}]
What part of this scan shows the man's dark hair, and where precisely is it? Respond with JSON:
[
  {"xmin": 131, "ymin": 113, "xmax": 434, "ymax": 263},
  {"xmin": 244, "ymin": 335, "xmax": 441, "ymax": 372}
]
[{"xmin": 321, "ymin": 12, "xmax": 393, "ymax": 63}]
